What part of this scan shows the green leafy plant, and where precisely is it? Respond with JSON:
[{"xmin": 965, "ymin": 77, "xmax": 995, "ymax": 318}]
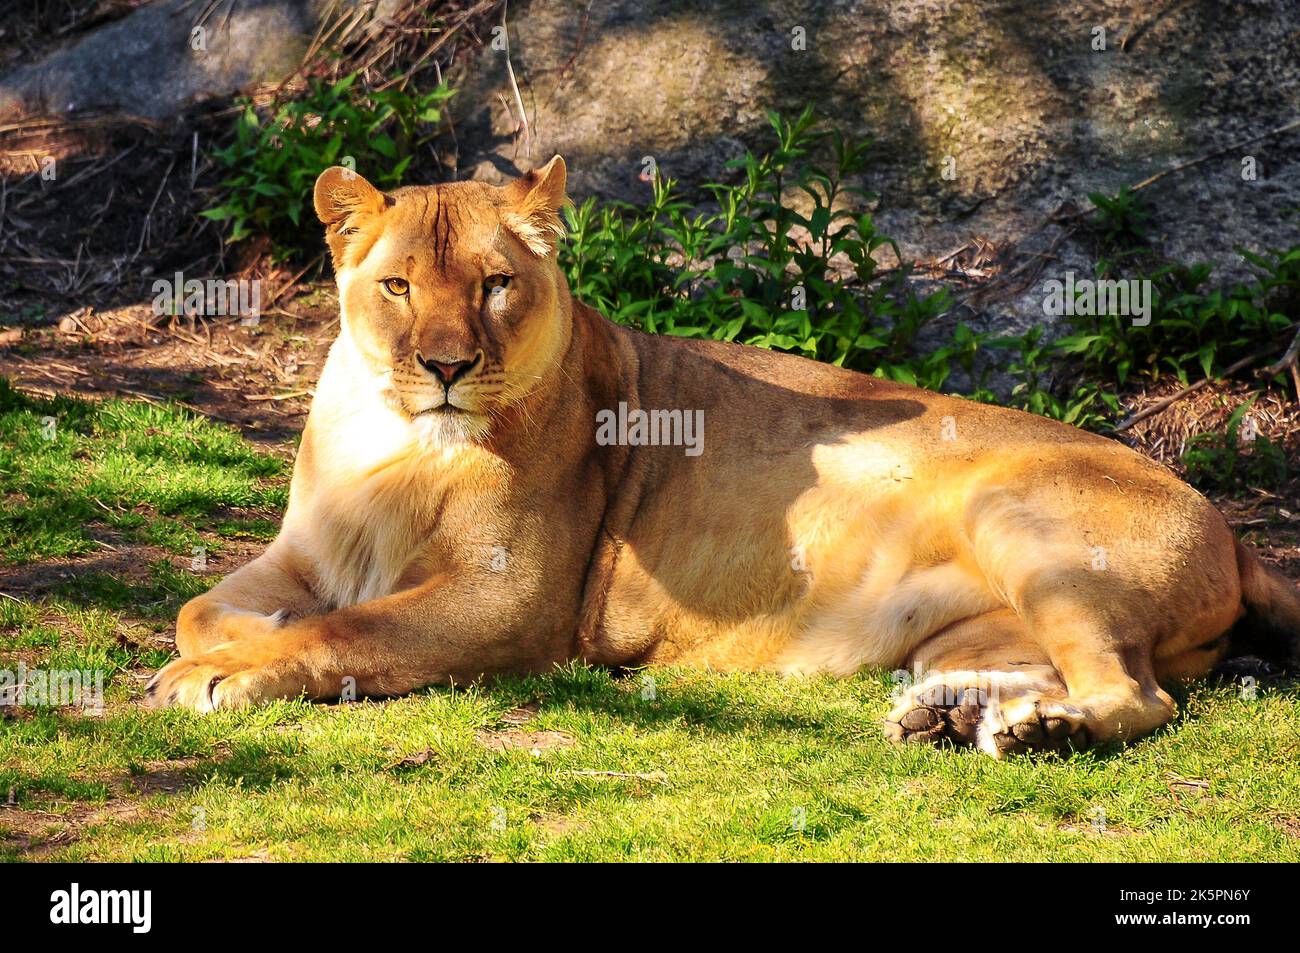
[
  {"xmin": 204, "ymin": 73, "xmax": 453, "ymax": 258},
  {"xmin": 1087, "ymin": 185, "xmax": 1152, "ymax": 250},
  {"xmin": 1057, "ymin": 260, "xmax": 1289, "ymax": 386},
  {"xmin": 561, "ymin": 108, "xmax": 965, "ymax": 390},
  {"xmin": 977, "ymin": 188, "xmax": 1294, "ymax": 428},
  {"xmin": 562, "ymin": 117, "xmax": 1298, "ymax": 444},
  {"xmin": 201, "ymin": 94, "xmax": 1298, "ymax": 453},
  {"xmin": 984, "ymin": 327, "xmax": 1119, "ymax": 429},
  {"xmin": 1009, "ymin": 250, "xmax": 1297, "ymax": 425},
  {"xmin": 1181, "ymin": 398, "xmax": 1289, "ymax": 493}
]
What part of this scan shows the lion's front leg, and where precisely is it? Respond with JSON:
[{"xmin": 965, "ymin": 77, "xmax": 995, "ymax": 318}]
[
  {"xmin": 144, "ymin": 636, "xmax": 327, "ymax": 712},
  {"xmin": 148, "ymin": 573, "xmax": 570, "ymax": 711},
  {"xmin": 175, "ymin": 544, "xmax": 320, "ymax": 657}
]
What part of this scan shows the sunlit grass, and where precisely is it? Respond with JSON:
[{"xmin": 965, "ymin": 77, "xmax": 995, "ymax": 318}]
[
  {"xmin": 3, "ymin": 656, "xmax": 1298, "ymax": 861},
  {"xmin": 0, "ymin": 379, "xmax": 287, "ymax": 564}
]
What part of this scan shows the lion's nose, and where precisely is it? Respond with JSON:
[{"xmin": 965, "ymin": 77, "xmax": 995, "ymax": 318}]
[{"xmin": 416, "ymin": 352, "xmax": 479, "ymax": 386}]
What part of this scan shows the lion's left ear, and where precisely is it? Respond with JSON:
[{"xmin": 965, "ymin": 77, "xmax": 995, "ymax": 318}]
[{"xmin": 501, "ymin": 155, "xmax": 568, "ymax": 256}]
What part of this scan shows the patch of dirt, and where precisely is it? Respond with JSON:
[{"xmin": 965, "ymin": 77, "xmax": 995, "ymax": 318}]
[
  {"xmin": 0, "ymin": 531, "xmax": 267, "ymax": 594},
  {"xmin": 9, "ymin": 540, "xmax": 170, "ymax": 593},
  {"xmin": 498, "ymin": 701, "xmax": 542, "ymax": 726},
  {"xmin": 475, "ymin": 728, "xmax": 575, "ymax": 753},
  {"xmin": 389, "ymin": 749, "xmax": 437, "ymax": 770},
  {"xmin": 127, "ymin": 758, "xmax": 205, "ymax": 796},
  {"xmin": 0, "ymin": 529, "xmax": 270, "ymax": 653},
  {"xmin": 213, "ymin": 849, "xmax": 273, "ymax": 863},
  {"xmin": 0, "ymin": 291, "xmax": 339, "ymax": 442},
  {"xmin": 1273, "ymin": 816, "xmax": 1300, "ymax": 839},
  {"xmin": 1164, "ymin": 774, "xmax": 1211, "ymax": 805},
  {"xmin": 0, "ymin": 108, "xmax": 235, "ymax": 318},
  {"xmin": 0, "ymin": 756, "xmax": 203, "ymax": 859},
  {"xmin": 1218, "ymin": 491, "xmax": 1300, "ymax": 582},
  {"xmin": 529, "ymin": 813, "xmax": 586, "ymax": 836}
]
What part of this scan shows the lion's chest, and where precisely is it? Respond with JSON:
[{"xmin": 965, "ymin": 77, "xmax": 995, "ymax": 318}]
[
  {"xmin": 290, "ymin": 341, "xmax": 514, "ymax": 609},
  {"xmin": 292, "ymin": 433, "xmax": 508, "ymax": 611},
  {"xmin": 307, "ymin": 471, "xmax": 436, "ymax": 608}
]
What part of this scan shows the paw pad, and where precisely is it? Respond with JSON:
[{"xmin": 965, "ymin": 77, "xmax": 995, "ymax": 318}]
[
  {"xmin": 992, "ymin": 711, "xmax": 1088, "ymax": 755},
  {"xmin": 884, "ymin": 686, "xmax": 988, "ymax": 748},
  {"xmin": 885, "ymin": 686, "xmax": 1091, "ymax": 756}
]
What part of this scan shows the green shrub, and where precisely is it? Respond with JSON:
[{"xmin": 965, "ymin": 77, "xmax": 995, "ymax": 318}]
[
  {"xmin": 560, "ymin": 115, "xmax": 1298, "ymax": 437},
  {"xmin": 203, "ymin": 93, "xmax": 1297, "ymax": 449},
  {"xmin": 987, "ymin": 242, "xmax": 1294, "ymax": 429},
  {"xmin": 1057, "ymin": 258, "xmax": 1292, "ymax": 386},
  {"xmin": 1181, "ymin": 398, "xmax": 1289, "ymax": 493},
  {"xmin": 561, "ymin": 107, "xmax": 969, "ymax": 392},
  {"xmin": 204, "ymin": 73, "xmax": 453, "ymax": 258}
]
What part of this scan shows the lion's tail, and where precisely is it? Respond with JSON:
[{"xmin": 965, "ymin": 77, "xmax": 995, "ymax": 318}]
[{"xmin": 1235, "ymin": 539, "xmax": 1300, "ymax": 666}]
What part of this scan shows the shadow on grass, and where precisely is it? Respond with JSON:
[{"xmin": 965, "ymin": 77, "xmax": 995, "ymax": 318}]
[
  {"xmin": 484, "ymin": 660, "xmax": 1300, "ymax": 764},
  {"xmin": 0, "ymin": 713, "xmax": 309, "ymax": 860},
  {"xmin": 486, "ymin": 664, "xmax": 870, "ymax": 739},
  {"xmin": 0, "ymin": 378, "xmax": 287, "ymax": 569}
]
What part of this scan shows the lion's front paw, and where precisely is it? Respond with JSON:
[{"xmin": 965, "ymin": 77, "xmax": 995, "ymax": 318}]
[{"xmin": 144, "ymin": 645, "xmax": 309, "ymax": 712}]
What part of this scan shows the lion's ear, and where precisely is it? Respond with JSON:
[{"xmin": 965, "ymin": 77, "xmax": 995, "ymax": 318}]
[
  {"xmin": 314, "ymin": 167, "xmax": 386, "ymax": 261},
  {"xmin": 501, "ymin": 155, "xmax": 568, "ymax": 257}
]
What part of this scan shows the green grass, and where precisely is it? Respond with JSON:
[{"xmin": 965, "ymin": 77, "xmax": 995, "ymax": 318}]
[
  {"xmin": 2, "ymin": 385, "xmax": 1299, "ymax": 861},
  {"xmin": 4, "ymin": 103, "xmax": 1298, "ymax": 856},
  {"xmin": 0, "ymin": 378, "xmax": 287, "ymax": 564},
  {"xmin": 3, "ymin": 663, "xmax": 1299, "ymax": 861}
]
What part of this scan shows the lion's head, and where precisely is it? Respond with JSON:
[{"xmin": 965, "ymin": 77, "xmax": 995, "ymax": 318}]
[{"xmin": 312, "ymin": 158, "xmax": 570, "ymax": 445}]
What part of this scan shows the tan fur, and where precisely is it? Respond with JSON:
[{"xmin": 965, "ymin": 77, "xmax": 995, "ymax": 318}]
[{"xmin": 147, "ymin": 158, "xmax": 1292, "ymax": 757}]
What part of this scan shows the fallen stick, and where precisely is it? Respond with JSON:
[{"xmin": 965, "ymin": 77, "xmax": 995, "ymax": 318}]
[
  {"xmin": 1128, "ymin": 117, "xmax": 1300, "ymax": 196},
  {"xmin": 1112, "ymin": 346, "xmax": 1277, "ymax": 432},
  {"xmin": 1259, "ymin": 322, "xmax": 1300, "ymax": 392},
  {"xmin": 567, "ymin": 770, "xmax": 668, "ymax": 783},
  {"xmin": 244, "ymin": 390, "xmax": 311, "ymax": 402}
]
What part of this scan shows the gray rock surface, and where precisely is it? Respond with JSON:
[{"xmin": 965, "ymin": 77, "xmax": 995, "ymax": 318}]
[
  {"xmin": 0, "ymin": 0, "xmax": 392, "ymax": 122},
  {"xmin": 451, "ymin": 0, "xmax": 1300, "ymax": 337}
]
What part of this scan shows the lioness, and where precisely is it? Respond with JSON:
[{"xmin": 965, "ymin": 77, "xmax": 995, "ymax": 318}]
[{"xmin": 147, "ymin": 158, "xmax": 1300, "ymax": 756}]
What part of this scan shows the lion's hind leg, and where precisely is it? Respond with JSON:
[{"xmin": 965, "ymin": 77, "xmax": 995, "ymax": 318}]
[
  {"xmin": 885, "ymin": 609, "xmax": 1077, "ymax": 752},
  {"xmin": 884, "ymin": 608, "xmax": 1175, "ymax": 757}
]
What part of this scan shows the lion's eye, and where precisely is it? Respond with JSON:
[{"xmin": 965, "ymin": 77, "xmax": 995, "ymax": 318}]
[
  {"xmin": 484, "ymin": 274, "xmax": 512, "ymax": 295},
  {"xmin": 381, "ymin": 277, "xmax": 410, "ymax": 296}
]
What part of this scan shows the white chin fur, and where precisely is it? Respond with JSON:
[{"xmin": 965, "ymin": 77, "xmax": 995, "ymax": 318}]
[{"xmin": 412, "ymin": 410, "xmax": 490, "ymax": 448}]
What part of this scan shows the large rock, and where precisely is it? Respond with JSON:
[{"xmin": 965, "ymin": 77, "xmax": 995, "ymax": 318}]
[
  {"xmin": 0, "ymin": 0, "xmax": 395, "ymax": 122},
  {"xmin": 453, "ymin": 0, "xmax": 1300, "ymax": 336},
  {"xmin": 4, "ymin": 0, "xmax": 1297, "ymax": 344}
]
